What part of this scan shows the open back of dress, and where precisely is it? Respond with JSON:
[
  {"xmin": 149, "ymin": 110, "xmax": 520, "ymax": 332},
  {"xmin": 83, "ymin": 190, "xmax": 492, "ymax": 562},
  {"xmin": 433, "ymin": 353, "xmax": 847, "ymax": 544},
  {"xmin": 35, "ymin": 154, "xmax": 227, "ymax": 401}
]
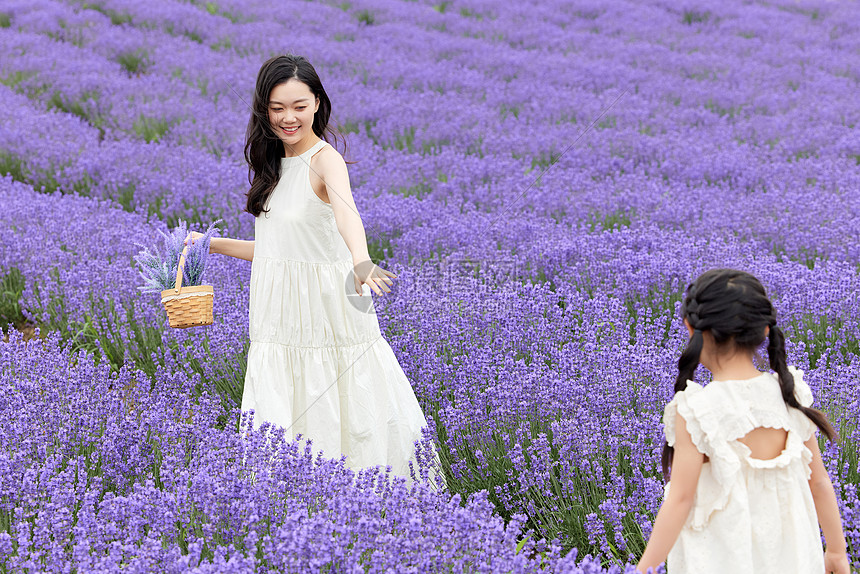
[{"xmin": 739, "ymin": 427, "xmax": 789, "ymax": 461}]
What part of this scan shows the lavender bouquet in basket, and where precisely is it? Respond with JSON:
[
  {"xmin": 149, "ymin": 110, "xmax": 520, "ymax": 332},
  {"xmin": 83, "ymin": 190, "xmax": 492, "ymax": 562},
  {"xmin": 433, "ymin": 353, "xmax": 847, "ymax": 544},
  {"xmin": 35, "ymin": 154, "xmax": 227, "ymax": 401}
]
[{"xmin": 134, "ymin": 220, "xmax": 221, "ymax": 328}]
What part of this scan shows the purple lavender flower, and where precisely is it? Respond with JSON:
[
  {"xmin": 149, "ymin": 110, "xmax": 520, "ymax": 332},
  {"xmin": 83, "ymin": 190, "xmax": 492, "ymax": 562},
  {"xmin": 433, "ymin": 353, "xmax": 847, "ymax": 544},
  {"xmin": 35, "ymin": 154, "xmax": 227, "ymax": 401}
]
[
  {"xmin": 134, "ymin": 219, "xmax": 220, "ymax": 293},
  {"xmin": 1, "ymin": 0, "xmax": 859, "ymax": 569}
]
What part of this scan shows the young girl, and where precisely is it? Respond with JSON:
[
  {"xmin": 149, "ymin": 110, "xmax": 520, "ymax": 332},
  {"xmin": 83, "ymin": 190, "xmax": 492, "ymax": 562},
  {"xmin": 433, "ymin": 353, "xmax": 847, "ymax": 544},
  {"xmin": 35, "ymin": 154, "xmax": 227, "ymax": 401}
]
[
  {"xmin": 191, "ymin": 54, "xmax": 433, "ymax": 479},
  {"xmin": 636, "ymin": 269, "xmax": 850, "ymax": 573}
]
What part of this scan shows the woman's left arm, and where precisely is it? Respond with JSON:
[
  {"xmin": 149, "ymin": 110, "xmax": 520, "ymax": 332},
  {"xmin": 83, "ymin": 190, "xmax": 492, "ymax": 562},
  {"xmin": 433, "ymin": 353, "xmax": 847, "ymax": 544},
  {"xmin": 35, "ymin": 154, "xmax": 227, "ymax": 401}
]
[
  {"xmin": 315, "ymin": 148, "xmax": 371, "ymax": 264},
  {"xmin": 315, "ymin": 148, "xmax": 395, "ymax": 296},
  {"xmin": 636, "ymin": 414, "xmax": 704, "ymax": 573}
]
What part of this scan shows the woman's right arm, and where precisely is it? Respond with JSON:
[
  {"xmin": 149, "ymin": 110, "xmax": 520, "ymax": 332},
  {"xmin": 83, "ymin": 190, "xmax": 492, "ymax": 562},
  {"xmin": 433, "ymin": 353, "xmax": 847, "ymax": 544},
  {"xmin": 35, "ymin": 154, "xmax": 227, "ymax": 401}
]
[
  {"xmin": 805, "ymin": 436, "xmax": 850, "ymax": 574},
  {"xmin": 210, "ymin": 237, "xmax": 254, "ymax": 261}
]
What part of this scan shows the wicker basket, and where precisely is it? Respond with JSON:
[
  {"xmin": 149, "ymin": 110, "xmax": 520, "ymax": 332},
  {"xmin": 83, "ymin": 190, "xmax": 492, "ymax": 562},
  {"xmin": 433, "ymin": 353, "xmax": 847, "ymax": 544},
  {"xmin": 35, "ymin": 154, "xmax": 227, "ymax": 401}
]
[{"xmin": 160, "ymin": 244, "xmax": 214, "ymax": 329}]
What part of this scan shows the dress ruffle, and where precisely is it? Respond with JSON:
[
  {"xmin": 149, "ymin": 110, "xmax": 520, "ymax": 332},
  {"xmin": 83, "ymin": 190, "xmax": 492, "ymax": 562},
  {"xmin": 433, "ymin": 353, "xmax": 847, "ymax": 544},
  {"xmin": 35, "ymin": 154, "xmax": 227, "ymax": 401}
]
[
  {"xmin": 242, "ymin": 335, "xmax": 427, "ymax": 476},
  {"xmin": 662, "ymin": 368, "xmax": 817, "ymax": 530},
  {"xmin": 789, "ymin": 367, "xmax": 813, "ymax": 406}
]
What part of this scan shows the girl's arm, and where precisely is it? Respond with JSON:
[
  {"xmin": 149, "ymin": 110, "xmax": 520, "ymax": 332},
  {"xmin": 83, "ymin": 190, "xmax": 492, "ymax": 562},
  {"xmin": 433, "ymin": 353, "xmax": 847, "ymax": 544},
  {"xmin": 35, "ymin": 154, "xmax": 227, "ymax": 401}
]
[
  {"xmin": 209, "ymin": 237, "xmax": 254, "ymax": 262},
  {"xmin": 805, "ymin": 435, "xmax": 850, "ymax": 573},
  {"xmin": 637, "ymin": 414, "xmax": 704, "ymax": 573}
]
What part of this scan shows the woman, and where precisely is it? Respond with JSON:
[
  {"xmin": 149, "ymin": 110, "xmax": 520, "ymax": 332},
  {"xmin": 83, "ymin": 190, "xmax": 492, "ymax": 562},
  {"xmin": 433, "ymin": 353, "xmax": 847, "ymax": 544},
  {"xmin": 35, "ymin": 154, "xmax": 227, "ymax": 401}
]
[{"xmin": 190, "ymin": 54, "xmax": 433, "ymax": 480}]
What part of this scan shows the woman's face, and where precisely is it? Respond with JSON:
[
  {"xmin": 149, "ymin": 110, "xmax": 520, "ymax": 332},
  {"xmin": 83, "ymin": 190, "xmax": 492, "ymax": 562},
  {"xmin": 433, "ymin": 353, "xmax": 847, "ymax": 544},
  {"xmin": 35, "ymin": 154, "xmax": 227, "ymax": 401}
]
[{"xmin": 267, "ymin": 78, "xmax": 319, "ymax": 153}]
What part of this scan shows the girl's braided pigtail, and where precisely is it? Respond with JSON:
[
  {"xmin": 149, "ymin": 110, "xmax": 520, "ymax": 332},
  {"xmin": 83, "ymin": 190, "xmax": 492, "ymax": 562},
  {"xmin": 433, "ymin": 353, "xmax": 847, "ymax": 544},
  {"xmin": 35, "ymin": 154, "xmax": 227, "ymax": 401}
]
[
  {"xmin": 768, "ymin": 325, "xmax": 836, "ymax": 442},
  {"xmin": 661, "ymin": 323, "xmax": 705, "ymax": 480}
]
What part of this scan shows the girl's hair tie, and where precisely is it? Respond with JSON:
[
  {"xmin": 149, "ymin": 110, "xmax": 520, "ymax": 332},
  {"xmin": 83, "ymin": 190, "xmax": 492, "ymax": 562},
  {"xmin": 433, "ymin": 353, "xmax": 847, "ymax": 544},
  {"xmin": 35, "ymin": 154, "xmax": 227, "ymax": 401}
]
[{"xmin": 693, "ymin": 329, "xmax": 702, "ymax": 334}]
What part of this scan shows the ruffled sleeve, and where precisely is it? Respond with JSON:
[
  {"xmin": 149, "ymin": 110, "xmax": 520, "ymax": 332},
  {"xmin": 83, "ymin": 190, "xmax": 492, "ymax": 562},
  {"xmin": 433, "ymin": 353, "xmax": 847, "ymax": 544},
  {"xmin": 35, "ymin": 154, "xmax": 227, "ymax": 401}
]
[
  {"xmin": 789, "ymin": 366, "xmax": 813, "ymax": 407},
  {"xmin": 662, "ymin": 380, "xmax": 743, "ymax": 530},
  {"xmin": 663, "ymin": 381, "xmax": 710, "ymax": 456},
  {"xmin": 787, "ymin": 366, "xmax": 816, "ymax": 441}
]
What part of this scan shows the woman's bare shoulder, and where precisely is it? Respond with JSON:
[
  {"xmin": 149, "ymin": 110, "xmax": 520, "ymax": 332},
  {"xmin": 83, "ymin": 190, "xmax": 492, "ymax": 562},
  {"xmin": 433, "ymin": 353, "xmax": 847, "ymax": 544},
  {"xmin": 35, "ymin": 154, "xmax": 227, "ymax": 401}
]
[{"xmin": 311, "ymin": 142, "xmax": 347, "ymax": 177}]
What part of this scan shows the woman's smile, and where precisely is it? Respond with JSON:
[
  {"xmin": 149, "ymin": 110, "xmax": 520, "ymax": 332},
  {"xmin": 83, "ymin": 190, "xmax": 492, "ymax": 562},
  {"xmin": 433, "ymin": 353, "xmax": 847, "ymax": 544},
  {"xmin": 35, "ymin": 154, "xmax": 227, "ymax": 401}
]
[{"xmin": 267, "ymin": 78, "xmax": 320, "ymax": 153}]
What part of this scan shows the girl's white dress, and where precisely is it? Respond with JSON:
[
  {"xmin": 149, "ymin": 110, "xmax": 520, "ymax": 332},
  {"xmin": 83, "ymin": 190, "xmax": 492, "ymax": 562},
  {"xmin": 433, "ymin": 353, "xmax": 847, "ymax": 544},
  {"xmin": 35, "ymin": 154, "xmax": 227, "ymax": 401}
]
[
  {"xmin": 663, "ymin": 367, "xmax": 824, "ymax": 573},
  {"xmin": 241, "ymin": 139, "xmax": 430, "ymax": 477}
]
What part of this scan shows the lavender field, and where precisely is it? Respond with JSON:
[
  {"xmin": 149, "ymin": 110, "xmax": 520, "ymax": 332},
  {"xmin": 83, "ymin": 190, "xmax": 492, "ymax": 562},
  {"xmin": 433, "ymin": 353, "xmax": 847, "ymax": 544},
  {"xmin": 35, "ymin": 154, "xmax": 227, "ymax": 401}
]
[{"xmin": 1, "ymin": 0, "xmax": 859, "ymax": 571}]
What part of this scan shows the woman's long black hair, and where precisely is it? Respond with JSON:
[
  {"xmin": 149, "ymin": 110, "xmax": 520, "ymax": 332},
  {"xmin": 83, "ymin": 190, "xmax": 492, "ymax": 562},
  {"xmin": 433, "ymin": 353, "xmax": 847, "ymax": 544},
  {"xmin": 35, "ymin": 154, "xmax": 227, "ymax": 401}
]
[
  {"xmin": 244, "ymin": 54, "xmax": 348, "ymax": 216},
  {"xmin": 661, "ymin": 269, "xmax": 836, "ymax": 479}
]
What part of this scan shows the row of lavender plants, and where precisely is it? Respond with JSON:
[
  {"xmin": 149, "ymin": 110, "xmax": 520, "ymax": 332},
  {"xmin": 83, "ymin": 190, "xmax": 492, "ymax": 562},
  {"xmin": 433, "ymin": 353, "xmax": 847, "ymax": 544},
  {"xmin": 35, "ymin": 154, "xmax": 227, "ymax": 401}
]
[
  {"xmin": 3, "ymin": 0, "xmax": 860, "ymax": 262},
  {"xmin": 1, "ymin": 0, "xmax": 858, "ymax": 570}
]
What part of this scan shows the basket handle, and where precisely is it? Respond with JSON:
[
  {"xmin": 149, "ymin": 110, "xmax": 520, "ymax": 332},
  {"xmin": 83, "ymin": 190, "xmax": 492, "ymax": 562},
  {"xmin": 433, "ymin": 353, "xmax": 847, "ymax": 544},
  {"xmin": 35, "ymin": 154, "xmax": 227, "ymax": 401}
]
[{"xmin": 174, "ymin": 237, "xmax": 190, "ymax": 294}]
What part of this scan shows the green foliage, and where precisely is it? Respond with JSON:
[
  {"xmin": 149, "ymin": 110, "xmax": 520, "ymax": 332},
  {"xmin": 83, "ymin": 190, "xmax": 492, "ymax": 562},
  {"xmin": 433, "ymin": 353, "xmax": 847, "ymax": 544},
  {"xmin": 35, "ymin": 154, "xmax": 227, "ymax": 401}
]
[
  {"xmin": 597, "ymin": 115, "xmax": 617, "ymax": 130},
  {"xmin": 587, "ymin": 209, "xmax": 635, "ymax": 232},
  {"xmin": 338, "ymin": 120, "xmax": 360, "ymax": 134},
  {"xmin": 391, "ymin": 126, "xmax": 416, "ymax": 152},
  {"xmin": 0, "ymin": 152, "xmax": 61, "ymax": 193},
  {"xmin": 26, "ymin": 282, "xmax": 242, "ymax": 429},
  {"xmin": 704, "ymin": 99, "xmax": 742, "ymax": 119},
  {"xmin": 395, "ymin": 181, "xmax": 433, "ymax": 199},
  {"xmin": 682, "ymin": 10, "xmax": 711, "ymax": 25},
  {"xmin": 69, "ymin": 174, "xmax": 95, "ymax": 197},
  {"xmin": 0, "ymin": 70, "xmax": 35, "ymax": 88},
  {"xmin": 49, "ymin": 91, "xmax": 83, "ymax": 118},
  {"xmin": 116, "ymin": 49, "xmax": 150, "ymax": 75},
  {"xmin": 624, "ymin": 283, "xmax": 685, "ymax": 346},
  {"xmin": 791, "ymin": 148, "xmax": 817, "ymax": 161},
  {"xmin": 114, "ymin": 184, "xmax": 137, "ymax": 212},
  {"xmin": 531, "ymin": 150, "xmax": 561, "ymax": 170},
  {"xmin": 0, "ymin": 152, "xmax": 26, "ymax": 183},
  {"xmin": 421, "ymin": 137, "xmax": 447, "ymax": 155},
  {"xmin": 366, "ymin": 233, "xmax": 395, "ymax": 264},
  {"xmin": 789, "ymin": 246, "xmax": 822, "ymax": 270},
  {"xmin": 823, "ymin": 404, "xmax": 859, "ymax": 486},
  {"xmin": 775, "ymin": 3, "xmax": 821, "ymax": 20},
  {"xmin": 133, "ymin": 115, "xmax": 173, "ymax": 143},
  {"xmin": 459, "ymin": 7, "xmax": 484, "ymax": 19},
  {"xmin": 211, "ymin": 36, "xmax": 233, "ymax": 51},
  {"xmin": 47, "ymin": 90, "xmax": 105, "ymax": 133},
  {"xmin": 500, "ymin": 104, "xmax": 519, "ymax": 119},
  {"xmin": 465, "ymin": 135, "xmax": 485, "ymax": 157},
  {"xmin": 82, "ymin": 2, "xmax": 132, "ymax": 25},
  {"xmin": 109, "ymin": 10, "xmax": 131, "ymax": 25},
  {"xmin": 0, "ymin": 268, "xmax": 26, "ymax": 333},
  {"xmin": 786, "ymin": 314, "xmax": 860, "ymax": 369},
  {"xmin": 178, "ymin": 339, "xmax": 248, "ymax": 429},
  {"xmin": 52, "ymin": 297, "xmax": 160, "ymax": 378},
  {"xmin": 0, "ymin": 12, "xmax": 11, "ymax": 28},
  {"xmin": 196, "ymin": 77, "xmax": 209, "ymax": 96},
  {"xmin": 355, "ymin": 9, "xmax": 375, "ymax": 25},
  {"xmin": 205, "ymin": 2, "xmax": 241, "ymax": 23},
  {"xmin": 431, "ymin": 405, "xmax": 655, "ymax": 561}
]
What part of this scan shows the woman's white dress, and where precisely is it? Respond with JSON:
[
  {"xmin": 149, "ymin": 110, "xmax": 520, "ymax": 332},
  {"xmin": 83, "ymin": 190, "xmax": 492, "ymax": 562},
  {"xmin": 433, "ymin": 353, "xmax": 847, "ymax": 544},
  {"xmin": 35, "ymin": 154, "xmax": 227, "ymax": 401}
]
[
  {"xmin": 663, "ymin": 367, "xmax": 825, "ymax": 573},
  {"xmin": 241, "ymin": 139, "xmax": 430, "ymax": 478}
]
